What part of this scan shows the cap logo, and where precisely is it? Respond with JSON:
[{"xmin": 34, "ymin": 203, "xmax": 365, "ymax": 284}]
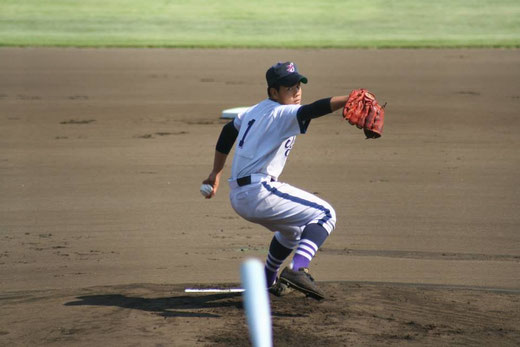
[{"xmin": 286, "ymin": 63, "xmax": 295, "ymax": 73}]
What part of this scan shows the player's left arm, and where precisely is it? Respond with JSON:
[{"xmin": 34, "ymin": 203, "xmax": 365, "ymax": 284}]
[
  {"xmin": 294, "ymin": 97, "xmax": 346, "ymax": 133},
  {"xmin": 329, "ymin": 96, "xmax": 350, "ymax": 111},
  {"xmin": 297, "ymin": 96, "xmax": 349, "ymax": 122}
]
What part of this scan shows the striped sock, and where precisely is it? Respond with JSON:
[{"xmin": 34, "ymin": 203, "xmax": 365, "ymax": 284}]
[
  {"xmin": 291, "ymin": 239, "xmax": 318, "ymax": 270},
  {"xmin": 291, "ymin": 223, "xmax": 329, "ymax": 270},
  {"xmin": 265, "ymin": 253, "xmax": 285, "ymax": 287},
  {"xmin": 264, "ymin": 235, "xmax": 293, "ymax": 287}
]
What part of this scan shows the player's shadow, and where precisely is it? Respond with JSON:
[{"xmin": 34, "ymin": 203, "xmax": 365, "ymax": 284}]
[{"xmin": 65, "ymin": 292, "xmax": 243, "ymax": 318}]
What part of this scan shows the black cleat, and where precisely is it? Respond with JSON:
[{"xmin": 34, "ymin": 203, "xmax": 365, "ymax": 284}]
[
  {"xmin": 268, "ymin": 280, "xmax": 293, "ymax": 297},
  {"xmin": 279, "ymin": 267, "xmax": 325, "ymax": 300}
]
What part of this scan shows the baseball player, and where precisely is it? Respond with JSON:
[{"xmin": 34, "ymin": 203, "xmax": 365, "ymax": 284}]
[{"xmin": 202, "ymin": 62, "xmax": 352, "ymax": 300}]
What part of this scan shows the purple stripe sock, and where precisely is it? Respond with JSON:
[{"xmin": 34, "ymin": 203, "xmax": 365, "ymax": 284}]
[
  {"xmin": 264, "ymin": 235, "xmax": 293, "ymax": 287},
  {"xmin": 291, "ymin": 253, "xmax": 311, "ymax": 271},
  {"xmin": 291, "ymin": 223, "xmax": 329, "ymax": 271}
]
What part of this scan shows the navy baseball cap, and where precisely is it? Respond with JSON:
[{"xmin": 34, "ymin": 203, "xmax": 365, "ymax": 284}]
[{"xmin": 266, "ymin": 62, "xmax": 308, "ymax": 87}]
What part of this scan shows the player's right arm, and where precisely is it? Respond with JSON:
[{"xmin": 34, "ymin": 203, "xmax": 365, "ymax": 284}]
[{"xmin": 202, "ymin": 121, "xmax": 239, "ymax": 198}]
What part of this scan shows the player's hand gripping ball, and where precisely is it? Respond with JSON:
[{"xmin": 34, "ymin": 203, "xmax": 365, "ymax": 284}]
[
  {"xmin": 200, "ymin": 184, "xmax": 213, "ymax": 198},
  {"xmin": 343, "ymin": 89, "xmax": 386, "ymax": 139}
]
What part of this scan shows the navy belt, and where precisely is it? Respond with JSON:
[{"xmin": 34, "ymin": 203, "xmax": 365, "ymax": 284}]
[
  {"xmin": 236, "ymin": 175, "xmax": 275, "ymax": 187},
  {"xmin": 236, "ymin": 176, "xmax": 252, "ymax": 186}
]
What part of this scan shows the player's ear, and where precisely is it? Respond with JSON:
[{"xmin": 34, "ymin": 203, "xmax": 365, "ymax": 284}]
[{"xmin": 268, "ymin": 86, "xmax": 280, "ymax": 101}]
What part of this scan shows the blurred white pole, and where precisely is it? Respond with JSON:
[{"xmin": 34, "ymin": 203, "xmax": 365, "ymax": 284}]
[{"xmin": 240, "ymin": 258, "xmax": 273, "ymax": 347}]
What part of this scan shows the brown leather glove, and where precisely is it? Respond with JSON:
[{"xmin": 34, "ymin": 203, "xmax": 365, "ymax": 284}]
[{"xmin": 343, "ymin": 89, "xmax": 385, "ymax": 139}]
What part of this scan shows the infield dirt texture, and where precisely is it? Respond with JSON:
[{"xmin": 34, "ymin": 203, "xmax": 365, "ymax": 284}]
[{"xmin": 1, "ymin": 48, "xmax": 519, "ymax": 346}]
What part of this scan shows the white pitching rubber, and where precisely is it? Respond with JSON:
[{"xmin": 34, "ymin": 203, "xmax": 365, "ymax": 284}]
[
  {"xmin": 240, "ymin": 258, "xmax": 273, "ymax": 347},
  {"xmin": 184, "ymin": 288, "xmax": 244, "ymax": 293}
]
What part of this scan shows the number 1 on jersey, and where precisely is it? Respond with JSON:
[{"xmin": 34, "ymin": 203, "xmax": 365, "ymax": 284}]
[{"xmin": 238, "ymin": 119, "xmax": 255, "ymax": 148}]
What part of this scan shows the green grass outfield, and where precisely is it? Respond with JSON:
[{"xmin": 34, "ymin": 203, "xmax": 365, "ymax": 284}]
[{"xmin": 1, "ymin": 0, "xmax": 519, "ymax": 48}]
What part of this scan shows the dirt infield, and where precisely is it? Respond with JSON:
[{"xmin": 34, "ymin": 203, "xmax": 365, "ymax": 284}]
[{"xmin": 1, "ymin": 48, "xmax": 519, "ymax": 345}]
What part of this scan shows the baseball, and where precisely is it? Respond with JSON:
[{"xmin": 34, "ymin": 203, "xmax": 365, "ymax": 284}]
[{"xmin": 200, "ymin": 183, "xmax": 213, "ymax": 197}]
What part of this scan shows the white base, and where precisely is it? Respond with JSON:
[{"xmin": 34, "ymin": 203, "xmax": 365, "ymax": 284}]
[{"xmin": 221, "ymin": 106, "xmax": 249, "ymax": 119}]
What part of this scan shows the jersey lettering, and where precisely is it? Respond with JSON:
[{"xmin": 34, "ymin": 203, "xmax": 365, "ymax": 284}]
[
  {"xmin": 230, "ymin": 99, "xmax": 303, "ymax": 180},
  {"xmin": 284, "ymin": 137, "xmax": 295, "ymax": 156},
  {"xmin": 238, "ymin": 119, "xmax": 256, "ymax": 148}
]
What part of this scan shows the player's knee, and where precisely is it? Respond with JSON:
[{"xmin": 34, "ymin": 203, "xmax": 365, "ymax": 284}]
[{"xmin": 323, "ymin": 205, "xmax": 337, "ymax": 233}]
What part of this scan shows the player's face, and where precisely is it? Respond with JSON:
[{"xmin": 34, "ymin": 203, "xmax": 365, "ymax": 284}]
[{"xmin": 273, "ymin": 82, "xmax": 302, "ymax": 105}]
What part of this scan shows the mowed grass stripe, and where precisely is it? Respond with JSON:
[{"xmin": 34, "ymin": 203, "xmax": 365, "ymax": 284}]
[{"xmin": 0, "ymin": 0, "xmax": 519, "ymax": 48}]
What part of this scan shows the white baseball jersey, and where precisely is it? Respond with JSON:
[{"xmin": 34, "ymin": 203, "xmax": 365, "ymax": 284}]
[
  {"xmin": 230, "ymin": 99, "xmax": 306, "ymax": 181},
  {"xmin": 227, "ymin": 98, "xmax": 336, "ymax": 248}
]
